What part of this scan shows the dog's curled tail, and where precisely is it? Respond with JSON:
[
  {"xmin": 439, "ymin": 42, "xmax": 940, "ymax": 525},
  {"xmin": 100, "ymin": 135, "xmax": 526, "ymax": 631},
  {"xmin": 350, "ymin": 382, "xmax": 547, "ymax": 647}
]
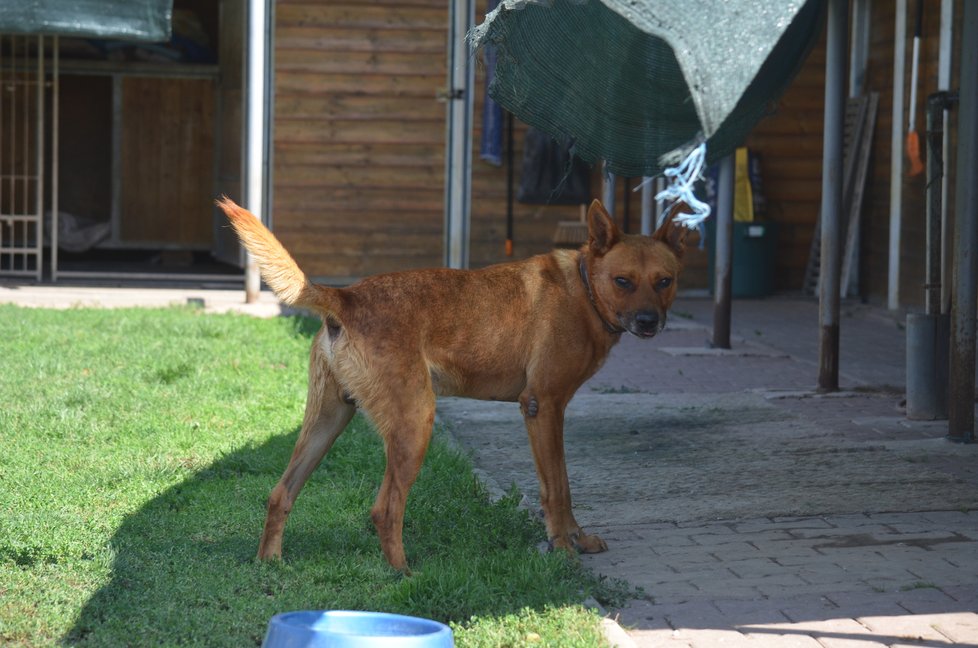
[{"xmin": 215, "ymin": 197, "xmax": 334, "ymax": 311}]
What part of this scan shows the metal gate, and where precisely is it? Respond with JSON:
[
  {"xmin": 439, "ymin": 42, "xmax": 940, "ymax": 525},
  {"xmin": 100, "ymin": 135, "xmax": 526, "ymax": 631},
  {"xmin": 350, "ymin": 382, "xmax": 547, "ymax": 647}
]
[{"xmin": 0, "ymin": 34, "xmax": 46, "ymax": 280}]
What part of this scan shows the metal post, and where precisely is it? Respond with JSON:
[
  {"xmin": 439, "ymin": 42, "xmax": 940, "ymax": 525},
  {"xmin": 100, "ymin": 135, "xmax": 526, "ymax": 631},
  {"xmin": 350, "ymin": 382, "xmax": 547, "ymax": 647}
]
[
  {"xmin": 712, "ymin": 153, "xmax": 734, "ymax": 350},
  {"xmin": 948, "ymin": 0, "xmax": 978, "ymax": 443},
  {"xmin": 938, "ymin": 0, "xmax": 954, "ymax": 315},
  {"xmin": 848, "ymin": 0, "xmax": 871, "ymax": 98},
  {"xmin": 50, "ymin": 36, "xmax": 59, "ymax": 282},
  {"xmin": 244, "ymin": 0, "xmax": 272, "ymax": 303},
  {"xmin": 602, "ymin": 163, "xmax": 616, "ymax": 220},
  {"xmin": 888, "ymin": 0, "xmax": 907, "ymax": 310},
  {"xmin": 640, "ymin": 177, "xmax": 653, "ymax": 236},
  {"xmin": 818, "ymin": 0, "xmax": 847, "ymax": 392},
  {"xmin": 906, "ymin": 94, "xmax": 952, "ymax": 421},
  {"xmin": 444, "ymin": 0, "xmax": 474, "ymax": 269},
  {"xmin": 35, "ymin": 35, "xmax": 44, "ymax": 282},
  {"xmin": 925, "ymin": 93, "xmax": 956, "ymax": 315}
]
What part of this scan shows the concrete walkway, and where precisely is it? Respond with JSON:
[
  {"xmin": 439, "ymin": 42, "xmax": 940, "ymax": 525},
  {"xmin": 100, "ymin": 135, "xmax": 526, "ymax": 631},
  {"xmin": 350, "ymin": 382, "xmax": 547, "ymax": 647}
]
[{"xmin": 3, "ymin": 283, "xmax": 975, "ymax": 647}]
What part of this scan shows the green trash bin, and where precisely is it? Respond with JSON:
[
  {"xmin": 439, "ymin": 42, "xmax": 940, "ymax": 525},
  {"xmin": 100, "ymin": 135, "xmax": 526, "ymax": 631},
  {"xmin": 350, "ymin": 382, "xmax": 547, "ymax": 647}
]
[{"xmin": 707, "ymin": 220, "xmax": 779, "ymax": 298}]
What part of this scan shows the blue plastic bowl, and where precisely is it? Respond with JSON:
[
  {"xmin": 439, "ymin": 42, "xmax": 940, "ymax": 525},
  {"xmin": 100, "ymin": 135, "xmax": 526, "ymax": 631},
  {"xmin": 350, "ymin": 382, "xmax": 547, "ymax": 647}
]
[{"xmin": 261, "ymin": 610, "xmax": 454, "ymax": 648}]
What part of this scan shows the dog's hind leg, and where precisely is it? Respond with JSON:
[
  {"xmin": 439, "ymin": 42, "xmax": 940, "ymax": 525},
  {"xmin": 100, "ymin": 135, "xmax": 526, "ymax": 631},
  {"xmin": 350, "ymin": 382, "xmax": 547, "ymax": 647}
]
[
  {"xmin": 257, "ymin": 340, "xmax": 355, "ymax": 560},
  {"xmin": 365, "ymin": 386, "xmax": 436, "ymax": 574},
  {"xmin": 520, "ymin": 393, "xmax": 608, "ymax": 556}
]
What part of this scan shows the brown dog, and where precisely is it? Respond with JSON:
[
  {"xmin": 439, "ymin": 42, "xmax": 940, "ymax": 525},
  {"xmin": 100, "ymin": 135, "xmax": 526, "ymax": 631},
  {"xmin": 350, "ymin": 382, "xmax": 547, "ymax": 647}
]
[{"xmin": 216, "ymin": 197, "xmax": 688, "ymax": 572}]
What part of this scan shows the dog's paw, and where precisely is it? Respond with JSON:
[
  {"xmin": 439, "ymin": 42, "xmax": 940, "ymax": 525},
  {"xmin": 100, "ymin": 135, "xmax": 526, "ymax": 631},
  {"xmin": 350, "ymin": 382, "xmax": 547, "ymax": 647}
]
[
  {"xmin": 574, "ymin": 532, "xmax": 608, "ymax": 554},
  {"xmin": 548, "ymin": 530, "xmax": 608, "ymax": 555}
]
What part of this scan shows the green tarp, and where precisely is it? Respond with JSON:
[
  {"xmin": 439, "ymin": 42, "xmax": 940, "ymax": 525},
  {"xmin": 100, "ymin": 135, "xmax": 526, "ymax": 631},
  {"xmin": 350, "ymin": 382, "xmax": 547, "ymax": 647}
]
[
  {"xmin": 0, "ymin": 0, "xmax": 172, "ymax": 42},
  {"xmin": 472, "ymin": 0, "xmax": 823, "ymax": 177}
]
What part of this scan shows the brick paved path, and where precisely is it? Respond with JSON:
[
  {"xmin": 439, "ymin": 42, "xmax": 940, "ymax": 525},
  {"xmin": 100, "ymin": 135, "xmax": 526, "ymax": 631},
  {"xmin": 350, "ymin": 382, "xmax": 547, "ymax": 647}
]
[
  {"xmin": 578, "ymin": 298, "xmax": 978, "ymax": 647},
  {"xmin": 441, "ymin": 296, "xmax": 978, "ymax": 648}
]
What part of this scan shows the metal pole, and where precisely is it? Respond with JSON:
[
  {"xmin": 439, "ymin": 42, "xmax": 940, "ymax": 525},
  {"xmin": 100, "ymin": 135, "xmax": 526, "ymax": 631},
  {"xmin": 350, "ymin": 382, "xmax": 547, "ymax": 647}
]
[
  {"xmin": 818, "ymin": 0, "xmax": 847, "ymax": 391},
  {"xmin": 905, "ymin": 91, "xmax": 954, "ymax": 421},
  {"xmin": 51, "ymin": 36, "xmax": 59, "ymax": 282},
  {"xmin": 925, "ymin": 92, "xmax": 956, "ymax": 315},
  {"xmin": 244, "ymin": 0, "xmax": 271, "ymax": 303},
  {"xmin": 35, "ymin": 35, "xmax": 44, "ymax": 282},
  {"xmin": 443, "ymin": 0, "xmax": 474, "ymax": 269},
  {"xmin": 888, "ymin": 0, "xmax": 907, "ymax": 310},
  {"xmin": 848, "ymin": 0, "xmax": 870, "ymax": 98},
  {"xmin": 602, "ymin": 163, "xmax": 616, "ymax": 220},
  {"xmin": 948, "ymin": 0, "xmax": 978, "ymax": 443},
  {"xmin": 938, "ymin": 0, "xmax": 954, "ymax": 315},
  {"xmin": 712, "ymin": 153, "xmax": 734, "ymax": 350},
  {"xmin": 640, "ymin": 177, "xmax": 653, "ymax": 236}
]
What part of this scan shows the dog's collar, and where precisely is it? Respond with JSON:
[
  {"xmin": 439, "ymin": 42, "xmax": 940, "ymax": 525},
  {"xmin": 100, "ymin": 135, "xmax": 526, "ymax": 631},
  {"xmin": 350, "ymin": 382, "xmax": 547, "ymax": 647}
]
[{"xmin": 578, "ymin": 254, "xmax": 624, "ymax": 335}]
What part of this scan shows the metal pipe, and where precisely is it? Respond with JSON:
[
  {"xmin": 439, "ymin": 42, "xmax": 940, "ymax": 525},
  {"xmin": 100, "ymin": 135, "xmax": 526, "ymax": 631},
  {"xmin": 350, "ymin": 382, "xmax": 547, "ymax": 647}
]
[
  {"xmin": 939, "ymin": 0, "xmax": 954, "ymax": 314},
  {"xmin": 712, "ymin": 153, "xmax": 734, "ymax": 350},
  {"xmin": 925, "ymin": 92, "xmax": 956, "ymax": 315},
  {"xmin": 244, "ymin": 0, "xmax": 272, "ymax": 302},
  {"xmin": 444, "ymin": 0, "xmax": 474, "ymax": 269},
  {"xmin": 818, "ymin": 0, "xmax": 847, "ymax": 391},
  {"xmin": 888, "ymin": 0, "xmax": 907, "ymax": 310},
  {"xmin": 948, "ymin": 0, "xmax": 978, "ymax": 443},
  {"xmin": 505, "ymin": 111, "xmax": 513, "ymax": 255},
  {"xmin": 35, "ymin": 35, "xmax": 44, "ymax": 281},
  {"xmin": 51, "ymin": 36, "xmax": 59, "ymax": 282},
  {"xmin": 602, "ymin": 163, "xmax": 615, "ymax": 220},
  {"xmin": 655, "ymin": 176, "xmax": 666, "ymax": 227},
  {"xmin": 622, "ymin": 177, "xmax": 630, "ymax": 233},
  {"xmin": 848, "ymin": 0, "xmax": 871, "ymax": 98},
  {"xmin": 640, "ymin": 176, "xmax": 652, "ymax": 236},
  {"xmin": 110, "ymin": 75, "xmax": 121, "ymax": 245}
]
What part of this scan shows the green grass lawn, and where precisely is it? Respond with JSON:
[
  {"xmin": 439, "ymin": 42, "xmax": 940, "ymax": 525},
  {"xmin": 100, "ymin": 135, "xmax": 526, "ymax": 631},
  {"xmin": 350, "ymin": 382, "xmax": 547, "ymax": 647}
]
[{"xmin": 0, "ymin": 305, "xmax": 623, "ymax": 646}]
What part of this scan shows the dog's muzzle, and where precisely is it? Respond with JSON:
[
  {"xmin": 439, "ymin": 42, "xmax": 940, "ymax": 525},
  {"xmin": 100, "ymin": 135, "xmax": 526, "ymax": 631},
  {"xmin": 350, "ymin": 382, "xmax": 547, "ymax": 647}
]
[{"xmin": 625, "ymin": 310, "xmax": 665, "ymax": 339}]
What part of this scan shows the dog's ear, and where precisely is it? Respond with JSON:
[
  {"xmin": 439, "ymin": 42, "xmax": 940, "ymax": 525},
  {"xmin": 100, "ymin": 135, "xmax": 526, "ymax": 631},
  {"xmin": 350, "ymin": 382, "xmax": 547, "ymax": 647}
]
[
  {"xmin": 652, "ymin": 202, "xmax": 692, "ymax": 260},
  {"xmin": 586, "ymin": 200, "xmax": 621, "ymax": 256}
]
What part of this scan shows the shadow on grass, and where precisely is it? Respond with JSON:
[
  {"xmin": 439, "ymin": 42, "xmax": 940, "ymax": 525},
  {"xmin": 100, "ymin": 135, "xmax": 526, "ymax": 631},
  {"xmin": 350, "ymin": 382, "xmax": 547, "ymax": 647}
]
[{"xmin": 65, "ymin": 417, "xmax": 601, "ymax": 646}]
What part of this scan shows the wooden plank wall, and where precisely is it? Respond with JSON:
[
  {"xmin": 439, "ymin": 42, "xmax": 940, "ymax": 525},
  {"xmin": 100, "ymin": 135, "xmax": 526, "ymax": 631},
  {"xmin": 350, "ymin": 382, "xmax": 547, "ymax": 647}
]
[
  {"xmin": 273, "ymin": 0, "xmax": 448, "ymax": 278},
  {"xmin": 744, "ymin": 33, "xmax": 826, "ymax": 292},
  {"xmin": 273, "ymin": 0, "xmax": 594, "ymax": 281}
]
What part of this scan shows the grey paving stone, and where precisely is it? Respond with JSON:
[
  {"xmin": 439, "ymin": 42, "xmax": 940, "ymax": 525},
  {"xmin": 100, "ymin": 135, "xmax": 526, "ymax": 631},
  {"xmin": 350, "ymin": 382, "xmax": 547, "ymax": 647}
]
[
  {"xmin": 821, "ymin": 591, "xmax": 911, "ymax": 617},
  {"xmin": 737, "ymin": 629, "xmax": 825, "ymax": 647},
  {"xmin": 896, "ymin": 587, "xmax": 967, "ymax": 615},
  {"xmin": 722, "ymin": 557, "xmax": 785, "ymax": 579},
  {"xmin": 918, "ymin": 511, "xmax": 978, "ymax": 527},
  {"xmin": 737, "ymin": 517, "xmax": 836, "ymax": 532},
  {"xmin": 941, "ymin": 585, "xmax": 978, "ymax": 608},
  {"xmin": 858, "ymin": 612, "xmax": 965, "ymax": 643},
  {"xmin": 648, "ymin": 582, "xmax": 707, "ymax": 604},
  {"xmin": 710, "ymin": 599, "xmax": 794, "ymax": 626},
  {"xmin": 683, "ymin": 628, "xmax": 755, "ymax": 647},
  {"xmin": 703, "ymin": 543, "xmax": 766, "ymax": 561},
  {"xmin": 820, "ymin": 513, "xmax": 880, "ymax": 527},
  {"xmin": 651, "ymin": 601, "xmax": 729, "ymax": 629}
]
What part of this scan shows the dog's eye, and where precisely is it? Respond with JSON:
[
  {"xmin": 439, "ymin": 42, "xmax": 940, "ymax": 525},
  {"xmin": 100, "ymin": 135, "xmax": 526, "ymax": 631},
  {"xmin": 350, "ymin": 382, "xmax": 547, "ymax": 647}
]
[
  {"xmin": 614, "ymin": 276, "xmax": 633, "ymax": 290},
  {"xmin": 656, "ymin": 277, "xmax": 673, "ymax": 291}
]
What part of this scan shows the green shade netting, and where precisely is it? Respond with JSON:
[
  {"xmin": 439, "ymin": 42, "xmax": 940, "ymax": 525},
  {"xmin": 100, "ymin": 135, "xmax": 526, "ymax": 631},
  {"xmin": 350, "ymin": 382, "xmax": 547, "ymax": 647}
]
[
  {"xmin": 472, "ymin": 0, "xmax": 824, "ymax": 177},
  {"xmin": 0, "ymin": 0, "xmax": 172, "ymax": 42}
]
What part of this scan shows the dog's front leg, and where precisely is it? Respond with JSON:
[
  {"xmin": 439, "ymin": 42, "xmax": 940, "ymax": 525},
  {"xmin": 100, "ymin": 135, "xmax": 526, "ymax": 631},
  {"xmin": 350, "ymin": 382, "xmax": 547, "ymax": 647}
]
[{"xmin": 520, "ymin": 393, "xmax": 608, "ymax": 555}]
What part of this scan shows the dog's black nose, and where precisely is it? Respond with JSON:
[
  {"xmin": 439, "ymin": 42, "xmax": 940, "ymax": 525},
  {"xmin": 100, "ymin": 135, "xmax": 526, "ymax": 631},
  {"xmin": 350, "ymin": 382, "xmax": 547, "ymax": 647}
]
[{"xmin": 635, "ymin": 311, "xmax": 659, "ymax": 331}]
